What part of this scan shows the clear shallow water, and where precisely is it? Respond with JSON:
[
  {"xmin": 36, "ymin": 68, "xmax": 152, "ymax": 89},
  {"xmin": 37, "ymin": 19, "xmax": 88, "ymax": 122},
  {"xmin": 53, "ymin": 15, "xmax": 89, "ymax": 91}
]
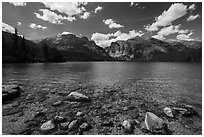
[{"xmin": 2, "ymin": 62, "xmax": 202, "ymax": 109}]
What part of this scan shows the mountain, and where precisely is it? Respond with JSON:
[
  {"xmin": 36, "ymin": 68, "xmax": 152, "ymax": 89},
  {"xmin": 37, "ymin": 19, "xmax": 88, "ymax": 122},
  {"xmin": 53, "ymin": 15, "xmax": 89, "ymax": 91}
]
[
  {"xmin": 2, "ymin": 31, "xmax": 44, "ymax": 63},
  {"xmin": 38, "ymin": 33, "xmax": 113, "ymax": 61},
  {"xmin": 105, "ymin": 37, "xmax": 202, "ymax": 62}
]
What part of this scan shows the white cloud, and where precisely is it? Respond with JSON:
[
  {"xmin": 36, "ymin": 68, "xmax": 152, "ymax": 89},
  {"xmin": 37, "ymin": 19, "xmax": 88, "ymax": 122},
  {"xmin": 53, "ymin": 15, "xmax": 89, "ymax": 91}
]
[
  {"xmin": 151, "ymin": 24, "xmax": 191, "ymax": 41},
  {"xmin": 152, "ymin": 35, "xmax": 165, "ymax": 41},
  {"xmin": 17, "ymin": 22, "xmax": 22, "ymax": 26},
  {"xmin": 145, "ymin": 3, "xmax": 188, "ymax": 31},
  {"xmin": 9, "ymin": 2, "xmax": 26, "ymax": 7},
  {"xmin": 130, "ymin": 2, "xmax": 140, "ymax": 7},
  {"xmin": 29, "ymin": 23, "xmax": 47, "ymax": 30},
  {"xmin": 34, "ymin": 9, "xmax": 76, "ymax": 24},
  {"xmin": 42, "ymin": 2, "xmax": 87, "ymax": 17},
  {"xmin": 2, "ymin": 22, "xmax": 15, "ymax": 33},
  {"xmin": 178, "ymin": 29, "xmax": 189, "ymax": 34},
  {"xmin": 176, "ymin": 32, "xmax": 194, "ymax": 41},
  {"xmin": 188, "ymin": 3, "xmax": 196, "ymax": 10},
  {"xmin": 91, "ymin": 30, "xmax": 144, "ymax": 48},
  {"xmin": 157, "ymin": 24, "xmax": 181, "ymax": 36},
  {"xmin": 80, "ymin": 11, "xmax": 91, "ymax": 19},
  {"xmin": 94, "ymin": 6, "xmax": 102, "ymax": 13},
  {"xmin": 103, "ymin": 19, "xmax": 124, "ymax": 29},
  {"xmin": 61, "ymin": 31, "xmax": 72, "ymax": 35},
  {"xmin": 187, "ymin": 14, "xmax": 200, "ymax": 21}
]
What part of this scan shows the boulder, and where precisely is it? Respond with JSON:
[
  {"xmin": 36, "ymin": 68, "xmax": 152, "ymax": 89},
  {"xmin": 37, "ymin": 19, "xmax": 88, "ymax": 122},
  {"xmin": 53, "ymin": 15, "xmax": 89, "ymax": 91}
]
[
  {"xmin": 54, "ymin": 115, "xmax": 66, "ymax": 124},
  {"xmin": 59, "ymin": 121, "xmax": 70, "ymax": 130},
  {"xmin": 76, "ymin": 111, "xmax": 83, "ymax": 117},
  {"xmin": 52, "ymin": 101, "xmax": 63, "ymax": 106},
  {"xmin": 145, "ymin": 112, "xmax": 165, "ymax": 133},
  {"xmin": 122, "ymin": 120, "xmax": 134, "ymax": 133},
  {"xmin": 163, "ymin": 107, "xmax": 174, "ymax": 117},
  {"xmin": 68, "ymin": 120, "xmax": 79, "ymax": 131},
  {"xmin": 173, "ymin": 106, "xmax": 195, "ymax": 117},
  {"xmin": 2, "ymin": 85, "xmax": 21, "ymax": 103},
  {"xmin": 40, "ymin": 120, "xmax": 55, "ymax": 131},
  {"xmin": 79, "ymin": 122, "xmax": 89, "ymax": 131},
  {"xmin": 67, "ymin": 92, "xmax": 91, "ymax": 102}
]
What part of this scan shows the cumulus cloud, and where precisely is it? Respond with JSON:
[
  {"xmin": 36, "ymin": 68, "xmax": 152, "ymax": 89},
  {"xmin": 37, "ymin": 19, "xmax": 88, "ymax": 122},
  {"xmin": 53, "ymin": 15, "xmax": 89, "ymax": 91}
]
[
  {"xmin": 187, "ymin": 14, "xmax": 200, "ymax": 21},
  {"xmin": 157, "ymin": 24, "xmax": 181, "ymax": 36},
  {"xmin": 151, "ymin": 24, "xmax": 192, "ymax": 41},
  {"xmin": 42, "ymin": 2, "xmax": 87, "ymax": 17},
  {"xmin": 188, "ymin": 3, "xmax": 196, "ymax": 10},
  {"xmin": 103, "ymin": 19, "xmax": 124, "ymax": 29},
  {"xmin": 176, "ymin": 32, "xmax": 194, "ymax": 41},
  {"xmin": 152, "ymin": 35, "xmax": 165, "ymax": 41},
  {"xmin": 80, "ymin": 11, "xmax": 91, "ymax": 19},
  {"xmin": 91, "ymin": 30, "xmax": 144, "ymax": 47},
  {"xmin": 2, "ymin": 22, "xmax": 15, "ymax": 33},
  {"xmin": 9, "ymin": 2, "xmax": 26, "ymax": 7},
  {"xmin": 29, "ymin": 23, "xmax": 47, "ymax": 30},
  {"xmin": 34, "ymin": 9, "xmax": 76, "ymax": 24},
  {"xmin": 17, "ymin": 22, "xmax": 22, "ymax": 26},
  {"xmin": 94, "ymin": 6, "xmax": 102, "ymax": 13},
  {"xmin": 145, "ymin": 3, "xmax": 188, "ymax": 31},
  {"xmin": 130, "ymin": 2, "xmax": 140, "ymax": 7}
]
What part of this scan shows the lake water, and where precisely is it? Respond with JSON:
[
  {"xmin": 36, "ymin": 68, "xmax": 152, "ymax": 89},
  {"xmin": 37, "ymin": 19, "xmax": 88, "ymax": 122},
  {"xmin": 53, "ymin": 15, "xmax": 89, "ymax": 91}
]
[
  {"xmin": 2, "ymin": 62, "xmax": 202, "ymax": 134},
  {"xmin": 3, "ymin": 62, "xmax": 202, "ymax": 105}
]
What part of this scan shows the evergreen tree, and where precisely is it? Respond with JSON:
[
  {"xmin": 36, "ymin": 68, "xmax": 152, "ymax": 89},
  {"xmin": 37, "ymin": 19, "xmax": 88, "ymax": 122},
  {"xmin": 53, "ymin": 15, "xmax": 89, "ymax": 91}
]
[
  {"xmin": 42, "ymin": 42, "xmax": 49, "ymax": 61},
  {"xmin": 14, "ymin": 28, "xmax": 18, "ymax": 58},
  {"xmin": 22, "ymin": 36, "xmax": 27, "ymax": 62}
]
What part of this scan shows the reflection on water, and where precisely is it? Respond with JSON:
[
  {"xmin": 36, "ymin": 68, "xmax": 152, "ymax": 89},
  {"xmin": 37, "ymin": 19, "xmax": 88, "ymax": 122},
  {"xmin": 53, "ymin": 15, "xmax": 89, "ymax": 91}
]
[{"xmin": 2, "ymin": 62, "xmax": 202, "ymax": 109}]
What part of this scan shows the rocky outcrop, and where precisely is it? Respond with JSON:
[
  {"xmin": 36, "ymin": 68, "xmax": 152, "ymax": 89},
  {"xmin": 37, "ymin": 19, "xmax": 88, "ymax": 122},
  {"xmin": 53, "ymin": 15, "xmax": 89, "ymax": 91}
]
[
  {"xmin": 105, "ymin": 37, "xmax": 202, "ymax": 62},
  {"xmin": 2, "ymin": 85, "xmax": 21, "ymax": 103}
]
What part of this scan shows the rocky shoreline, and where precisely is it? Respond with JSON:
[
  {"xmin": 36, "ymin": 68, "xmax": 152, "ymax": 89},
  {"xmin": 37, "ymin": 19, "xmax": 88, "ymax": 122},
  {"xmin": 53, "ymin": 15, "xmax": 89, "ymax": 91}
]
[{"xmin": 2, "ymin": 84, "xmax": 202, "ymax": 135}]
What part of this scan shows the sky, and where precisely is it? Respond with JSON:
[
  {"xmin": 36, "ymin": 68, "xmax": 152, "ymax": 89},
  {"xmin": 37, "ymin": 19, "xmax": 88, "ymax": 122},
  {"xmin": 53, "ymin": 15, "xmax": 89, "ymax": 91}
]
[{"xmin": 2, "ymin": 2, "xmax": 202, "ymax": 48}]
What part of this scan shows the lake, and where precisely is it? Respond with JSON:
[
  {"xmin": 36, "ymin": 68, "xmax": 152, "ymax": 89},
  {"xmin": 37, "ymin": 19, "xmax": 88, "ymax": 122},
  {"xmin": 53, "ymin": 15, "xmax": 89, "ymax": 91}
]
[{"xmin": 2, "ymin": 62, "xmax": 202, "ymax": 134}]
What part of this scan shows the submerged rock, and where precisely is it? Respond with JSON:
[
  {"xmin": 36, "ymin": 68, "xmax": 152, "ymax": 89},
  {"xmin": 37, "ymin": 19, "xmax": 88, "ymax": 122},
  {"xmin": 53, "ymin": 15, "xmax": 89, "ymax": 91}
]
[
  {"xmin": 163, "ymin": 107, "xmax": 174, "ymax": 118},
  {"xmin": 145, "ymin": 112, "xmax": 165, "ymax": 133},
  {"xmin": 2, "ymin": 85, "xmax": 21, "ymax": 103},
  {"xmin": 67, "ymin": 92, "xmax": 91, "ymax": 102},
  {"xmin": 40, "ymin": 120, "xmax": 55, "ymax": 131}
]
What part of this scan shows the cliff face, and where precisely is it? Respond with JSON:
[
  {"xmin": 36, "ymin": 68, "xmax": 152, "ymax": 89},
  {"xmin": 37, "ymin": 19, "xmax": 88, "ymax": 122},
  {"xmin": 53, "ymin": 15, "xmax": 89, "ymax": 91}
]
[{"xmin": 105, "ymin": 37, "xmax": 202, "ymax": 62}]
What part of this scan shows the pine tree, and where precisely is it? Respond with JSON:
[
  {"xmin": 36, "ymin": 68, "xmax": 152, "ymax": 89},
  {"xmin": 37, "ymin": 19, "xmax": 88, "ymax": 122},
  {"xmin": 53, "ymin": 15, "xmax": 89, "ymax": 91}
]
[
  {"xmin": 42, "ymin": 42, "xmax": 49, "ymax": 61},
  {"xmin": 14, "ymin": 28, "xmax": 18, "ymax": 58},
  {"xmin": 22, "ymin": 36, "xmax": 27, "ymax": 62}
]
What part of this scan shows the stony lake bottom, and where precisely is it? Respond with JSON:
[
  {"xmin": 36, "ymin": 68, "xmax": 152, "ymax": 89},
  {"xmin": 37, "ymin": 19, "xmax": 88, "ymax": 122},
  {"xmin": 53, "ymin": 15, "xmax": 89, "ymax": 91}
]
[{"xmin": 2, "ymin": 62, "xmax": 202, "ymax": 135}]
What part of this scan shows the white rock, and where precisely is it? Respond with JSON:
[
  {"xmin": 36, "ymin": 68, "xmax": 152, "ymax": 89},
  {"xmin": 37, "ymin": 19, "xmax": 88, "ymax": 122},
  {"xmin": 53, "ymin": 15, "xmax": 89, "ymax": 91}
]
[
  {"xmin": 40, "ymin": 120, "xmax": 55, "ymax": 131},
  {"xmin": 76, "ymin": 111, "xmax": 83, "ymax": 117},
  {"xmin": 79, "ymin": 122, "xmax": 89, "ymax": 130},
  {"xmin": 52, "ymin": 101, "xmax": 63, "ymax": 106},
  {"xmin": 68, "ymin": 120, "xmax": 78, "ymax": 131},
  {"xmin": 67, "ymin": 92, "xmax": 90, "ymax": 101},
  {"xmin": 163, "ymin": 107, "xmax": 174, "ymax": 117},
  {"xmin": 145, "ymin": 112, "xmax": 164, "ymax": 131},
  {"xmin": 122, "ymin": 120, "xmax": 132, "ymax": 133}
]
